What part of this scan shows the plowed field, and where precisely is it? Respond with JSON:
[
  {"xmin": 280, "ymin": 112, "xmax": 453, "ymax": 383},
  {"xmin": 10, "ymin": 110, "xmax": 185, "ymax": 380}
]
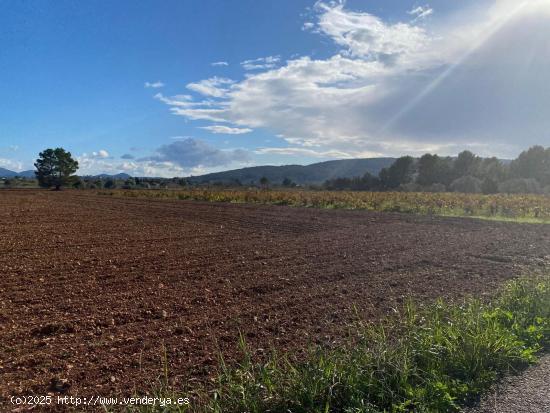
[{"xmin": 1, "ymin": 190, "xmax": 549, "ymax": 401}]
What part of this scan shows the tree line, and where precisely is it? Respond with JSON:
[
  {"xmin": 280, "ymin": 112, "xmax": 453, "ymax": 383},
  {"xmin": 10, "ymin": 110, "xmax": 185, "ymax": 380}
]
[
  {"xmin": 324, "ymin": 146, "xmax": 550, "ymax": 194},
  {"xmin": 31, "ymin": 145, "xmax": 550, "ymax": 194}
]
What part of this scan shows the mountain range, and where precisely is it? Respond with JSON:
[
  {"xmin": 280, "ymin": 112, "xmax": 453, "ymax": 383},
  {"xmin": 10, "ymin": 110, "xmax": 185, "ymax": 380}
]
[
  {"xmin": 186, "ymin": 158, "xmax": 396, "ymax": 185},
  {"xmin": 0, "ymin": 168, "xmax": 35, "ymax": 178},
  {"xmin": 0, "ymin": 158, "xmax": 397, "ymax": 184}
]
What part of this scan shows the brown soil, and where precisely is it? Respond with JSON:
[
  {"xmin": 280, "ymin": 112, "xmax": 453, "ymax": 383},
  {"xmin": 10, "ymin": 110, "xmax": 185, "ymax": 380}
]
[{"xmin": 1, "ymin": 190, "xmax": 549, "ymax": 405}]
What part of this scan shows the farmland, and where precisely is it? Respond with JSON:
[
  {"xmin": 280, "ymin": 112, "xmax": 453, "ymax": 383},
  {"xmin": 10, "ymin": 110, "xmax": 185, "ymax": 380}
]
[
  {"xmin": 1, "ymin": 190, "xmax": 550, "ymax": 408},
  {"xmin": 98, "ymin": 188, "xmax": 550, "ymax": 223}
]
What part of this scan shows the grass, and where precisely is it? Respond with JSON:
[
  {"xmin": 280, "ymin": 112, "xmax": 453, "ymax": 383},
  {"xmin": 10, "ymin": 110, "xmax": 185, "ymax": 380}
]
[
  {"xmin": 122, "ymin": 276, "xmax": 550, "ymax": 413},
  {"xmin": 96, "ymin": 188, "xmax": 550, "ymax": 224}
]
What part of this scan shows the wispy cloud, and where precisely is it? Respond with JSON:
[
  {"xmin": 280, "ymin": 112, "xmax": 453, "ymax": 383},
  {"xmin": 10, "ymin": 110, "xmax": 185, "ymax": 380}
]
[
  {"xmin": 92, "ymin": 149, "xmax": 109, "ymax": 158},
  {"xmin": 199, "ymin": 125, "xmax": 252, "ymax": 135},
  {"xmin": 144, "ymin": 81, "xmax": 165, "ymax": 88},
  {"xmin": 241, "ymin": 56, "xmax": 281, "ymax": 70},
  {"xmin": 211, "ymin": 61, "xmax": 229, "ymax": 67},
  {"xmin": 408, "ymin": 5, "xmax": 434, "ymax": 22},
  {"xmin": 0, "ymin": 158, "xmax": 23, "ymax": 171},
  {"xmin": 186, "ymin": 76, "xmax": 235, "ymax": 98},
  {"xmin": 255, "ymin": 147, "xmax": 371, "ymax": 159},
  {"xmin": 156, "ymin": 1, "xmax": 550, "ymax": 159}
]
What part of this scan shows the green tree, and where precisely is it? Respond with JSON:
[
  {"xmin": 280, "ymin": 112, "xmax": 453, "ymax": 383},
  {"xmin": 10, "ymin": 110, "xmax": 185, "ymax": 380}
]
[
  {"xmin": 379, "ymin": 156, "xmax": 415, "ymax": 189},
  {"xmin": 416, "ymin": 154, "xmax": 452, "ymax": 187},
  {"xmin": 450, "ymin": 176, "xmax": 482, "ymax": 193},
  {"xmin": 481, "ymin": 177, "xmax": 499, "ymax": 194},
  {"xmin": 510, "ymin": 146, "xmax": 550, "ymax": 186},
  {"xmin": 282, "ymin": 177, "xmax": 296, "ymax": 187},
  {"xmin": 453, "ymin": 151, "xmax": 481, "ymax": 179},
  {"xmin": 34, "ymin": 148, "xmax": 79, "ymax": 190},
  {"xmin": 104, "ymin": 178, "xmax": 116, "ymax": 189},
  {"xmin": 259, "ymin": 176, "xmax": 269, "ymax": 189},
  {"xmin": 479, "ymin": 157, "xmax": 507, "ymax": 182}
]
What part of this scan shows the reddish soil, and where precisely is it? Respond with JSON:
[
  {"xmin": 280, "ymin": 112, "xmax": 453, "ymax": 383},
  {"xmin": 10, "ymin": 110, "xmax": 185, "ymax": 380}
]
[{"xmin": 1, "ymin": 190, "xmax": 549, "ymax": 405}]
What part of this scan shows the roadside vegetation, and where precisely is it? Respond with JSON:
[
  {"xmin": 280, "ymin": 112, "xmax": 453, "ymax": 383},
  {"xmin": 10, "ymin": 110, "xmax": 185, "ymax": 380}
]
[
  {"xmin": 129, "ymin": 276, "xmax": 549, "ymax": 413},
  {"xmin": 97, "ymin": 189, "xmax": 550, "ymax": 224}
]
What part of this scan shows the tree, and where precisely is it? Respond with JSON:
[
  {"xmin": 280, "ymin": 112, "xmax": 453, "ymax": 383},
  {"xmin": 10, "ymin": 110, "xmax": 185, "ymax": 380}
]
[
  {"xmin": 510, "ymin": 146, "xmax": 550, "ymax": 186},
  {"xmin": 499, "ymin": 178, "xmax": 541, "ymax": 194},
  {"xmin": 282, "ymin": 177, "xmax": 296, "ymax": 187},
  {"xmin": 453, "ymin": 151, "xmax": 481, "ymax": 179},
  {"xmin": 379, "ymin": 156, "xmax": 415, "ymax": 189},
  {"xmin": 416, "ymin": 154, "xmax": 452, "ymax": 187},
  {"xmin": 450, "ymin": 176, "xmax": 482, "ymax": 193},
  {"xmin": 34, "ymin": 148, "xmax": 79, "ymax": 190},
  {"xmin": 104, "ymin": 178, "xmax": 116, "ymax": 189},
  {"xmin": 479, "ymin": 157, "xmax": 507, "ymax": 183},
  {"xmin": 259, "ymin": 176, "xmax": 269, "ymax": 189},
  {"xmin": 481, "ymin": 178, "xmax": 499, "ymax": 195}
]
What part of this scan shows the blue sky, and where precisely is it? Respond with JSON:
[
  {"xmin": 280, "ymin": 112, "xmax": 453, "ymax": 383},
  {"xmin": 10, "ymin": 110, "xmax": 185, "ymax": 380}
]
[{"xmin": 1, "ymin": 0, "xmax": 549, "ymax": 176}]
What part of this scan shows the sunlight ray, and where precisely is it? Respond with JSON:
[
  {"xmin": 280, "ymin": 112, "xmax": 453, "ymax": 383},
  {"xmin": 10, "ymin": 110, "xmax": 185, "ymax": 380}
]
[{"xmin": 379, "ymin": 1, "xmax": 530, "ymax": 136}]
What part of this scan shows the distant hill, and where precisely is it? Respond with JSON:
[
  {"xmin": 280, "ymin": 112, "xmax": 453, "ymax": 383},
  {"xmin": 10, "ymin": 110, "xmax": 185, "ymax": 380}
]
[
  {"xmin": 92, "ymin": 173, "xmax": 132, "ymax": 180},
  {"xmin": 0, "ymin": 168, "xmax": 133, "ymax": 180},
  {"xmin": 0, "ymin": 168, "xmax": 35, "ymax": 178},
  {"xmin": 18, "ymin": 170, "xmax": 36, "ymax": 178},
  {"xmin": 187, "ymin": 158, "xmax": 396, "ymax": 185}
]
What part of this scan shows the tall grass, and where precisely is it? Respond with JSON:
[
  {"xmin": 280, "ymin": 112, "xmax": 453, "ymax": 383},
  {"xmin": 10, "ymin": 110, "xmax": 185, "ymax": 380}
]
[
  {"xmin": 97, "ymin": 189, "xmax": 550, "ymax": 223},
  {"xmin": 127, "ymin": 276, "xmax": 549, "ymax": 413}
]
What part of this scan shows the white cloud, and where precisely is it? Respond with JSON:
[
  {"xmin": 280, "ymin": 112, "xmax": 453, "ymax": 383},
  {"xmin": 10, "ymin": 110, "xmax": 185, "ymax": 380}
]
[
  {"xmin": 90, "ymin": 149, "xmax": 109, "ymax": 158},
  {"xmin": 186, "ymin": 76, "xmax": 235, "ymax": 98},
  {"xmin": 315, "ymin": 2, "xmax": 431, "ymax": 61},
  {"xmin": 156, "ymin": 1, "xmax": 550, "ymax": 160},
  {"xmin": 144, "ymin": 81, "xmax": 165, "ymax": 88},
  {"xmin": 408, "ymin": 6, "xmax": 434, "ymax": 22},
  {"xmin": 211, "ymin": 61, "xmax": 229, "ymax": 67},
  {"xmin": 199, "ymin": 125, "xmax": 252, "ymax": 134},
  {"xmin": 255, "ymin": 147, "xmax": 375, "ymax": 159},
  {"xmin": 241, "ymin": 56, "xmax": 281, "ymax": 70},
  {"xmin": 0, "ymin": 158, "xmax": 23, "ymax": 171},
  {"xmin": 77, "ymin": 153, "xmax": 187, "ymax": 178}
]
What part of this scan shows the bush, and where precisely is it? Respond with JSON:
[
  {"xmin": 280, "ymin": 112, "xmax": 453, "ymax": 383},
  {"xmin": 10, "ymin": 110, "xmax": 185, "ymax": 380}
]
[
  {"xmin": 424, "ymin": 183, "xmax": 447, "ymax": 193},
  {"xmin": 398, "ymin": 182, "xmax": 422, "ymax": 192},
  {"xmin": 481, "ymin": 178, "xmax": 499, "ymax": 194},
  {"xmin": 104, "ymin": 179, "xmax": 116, "ymax": 189},
  {"xmin": 499, "ymin": 178, "xmax": 541, "ymax": 194},
  {"xmin": 450, "ymin": 176, "xmax": 482, "ymax": 193}
]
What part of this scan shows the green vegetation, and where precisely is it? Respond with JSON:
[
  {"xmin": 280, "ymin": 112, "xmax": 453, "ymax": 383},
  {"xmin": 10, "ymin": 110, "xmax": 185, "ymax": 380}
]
[
  {"xmin": 1, "ymin": 176, "xmax": 39, "ymax": 188},
  {"xmin": 326, "ymin": 146, "xmax": 550, "ymax": 194},
  {"xmin": 34, "ymin": 147, "xmax": 79, "ymax": 190},
  {"xmin": 128, "ymin": 276, "xmax": 549, "ymax": 412},
  {"xmin": 97, "ymin": 188, "xmax": 550, "ymax": 224}
]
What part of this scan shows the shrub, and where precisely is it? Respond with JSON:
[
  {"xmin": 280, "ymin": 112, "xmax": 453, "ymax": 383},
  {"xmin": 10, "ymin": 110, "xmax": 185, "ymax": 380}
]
[
  {"xmin": 450, "ymin": 176, "xmax": 482, "ymax": 193},
  {"xmin": 481, "ymin": 178, "xmax": 499, "ymax": 195},
  {"xmin": 398, "ymin": 182, "xmax": 422, "ymax": 192},
  {"xmin": 499, "ymin": 178, "xmax": 541, "ymax": 194},
  {"xmin": 424, "ymin": 183, "xmax": 447, "ymax": 193}
]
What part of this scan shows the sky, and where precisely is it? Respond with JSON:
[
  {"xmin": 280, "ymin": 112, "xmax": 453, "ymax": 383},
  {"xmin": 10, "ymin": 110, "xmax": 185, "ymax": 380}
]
[{"xmin": 1, "ymin": 0, "xmax": 549, "ymax": 177}]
